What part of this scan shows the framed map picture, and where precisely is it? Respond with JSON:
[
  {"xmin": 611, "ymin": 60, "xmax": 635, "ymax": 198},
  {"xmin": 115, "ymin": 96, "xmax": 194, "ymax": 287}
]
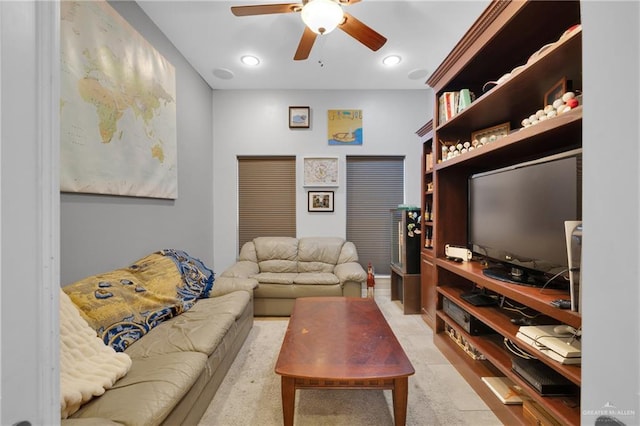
[
  {"xmin": 60, "ymin": 1, "xmax": 177, "ymax": 199},
  {"xmin": 328, "ymin": 109, "xmax": 363, "ymax": 145},
  {"xmin": 303, "ymin": 157, "xmax": 339, "ymax": 187}
]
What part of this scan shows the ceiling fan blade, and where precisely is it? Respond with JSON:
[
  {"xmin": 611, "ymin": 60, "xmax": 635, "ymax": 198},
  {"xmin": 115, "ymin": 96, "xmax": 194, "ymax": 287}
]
[
  {"xmin": 294, "ymin": 26, "xmax": 317, "ymax": 60},
  {"xmin": 231, "ymin": 3, "xmax": 301, "ymax": 17},
  {"xmin": 339, "ymin": 12, "xmax": 387, "ymax": 51}
]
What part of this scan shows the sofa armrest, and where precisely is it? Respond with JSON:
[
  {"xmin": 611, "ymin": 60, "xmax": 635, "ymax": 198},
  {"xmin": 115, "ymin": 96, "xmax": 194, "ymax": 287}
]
[
  {"xmin": 334, "ymin": 262, "xmax": 367, "ymax": 284},
  {"xmin": 220, "ymin": 260, "xmax": 259, "ymax": 278},
  {"xmin": 210, "ymin": 276, "xmax": 258, "ymax": 297}
]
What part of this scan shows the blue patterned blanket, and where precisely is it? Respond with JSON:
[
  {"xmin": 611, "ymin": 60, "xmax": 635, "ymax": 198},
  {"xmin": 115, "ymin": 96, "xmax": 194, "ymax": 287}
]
[{"xmin": 63, "ymin": 249, "xmax": 214, "ymax": 352}]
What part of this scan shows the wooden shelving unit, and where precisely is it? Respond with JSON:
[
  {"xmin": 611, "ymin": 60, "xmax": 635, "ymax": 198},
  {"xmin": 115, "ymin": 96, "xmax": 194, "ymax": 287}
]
[
  {"xmin": 423, "ymin": 1, "xmax": 583, "ymax": 424},
  {"xmin": 416, "ymin": 120, "xmax": 436, "ymax": 327}
]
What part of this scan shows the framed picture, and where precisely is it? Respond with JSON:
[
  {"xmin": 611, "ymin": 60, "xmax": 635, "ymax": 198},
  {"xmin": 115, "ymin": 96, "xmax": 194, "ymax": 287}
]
[
  {"xmin": 471, "ymin": 122, "xmax": 511, "ymax": 143},
  {"xmin": 289, "ymin": 106, "xmax": 310, "ymax": 128},
  {"xmin": 544, "ymin": 77, "xmax": 571, "ymax": 107},
  {"xmin": 303, "ymin": 156, "xmax": 339, "ymax": 187},
  {"xmin": 327, "ymin": 109, "xmax": 363, "ymax": 145},
  {"xmin": 308, "ymin": 191, "xmax": 334, "ymax": 212}
]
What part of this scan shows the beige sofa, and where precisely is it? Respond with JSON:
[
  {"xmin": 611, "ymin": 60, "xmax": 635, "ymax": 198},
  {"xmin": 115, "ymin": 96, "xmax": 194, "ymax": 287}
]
[
  {"xmin": 61, "ymin": 250, "xmax": 256, "ymax": 425},
  {"xmin": 221, "ymin": 236, "xmax": 367, "ymax": 316}
]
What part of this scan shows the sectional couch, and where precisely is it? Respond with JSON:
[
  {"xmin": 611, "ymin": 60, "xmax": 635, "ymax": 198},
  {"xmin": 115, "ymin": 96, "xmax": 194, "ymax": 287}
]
[
  {"xmin": 60, "ymin": 250, "xmax": 256, "ymax": 425},
  {"xmin": 221, "ymin": 236, "xmax": 367, "ymax": 316}
]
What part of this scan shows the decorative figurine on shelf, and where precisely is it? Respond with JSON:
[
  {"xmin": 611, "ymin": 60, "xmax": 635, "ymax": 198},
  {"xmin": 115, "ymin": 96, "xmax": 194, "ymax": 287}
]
[{"xmin": 366, "ymin": 262, "xmax": 376, "ymax": 298}]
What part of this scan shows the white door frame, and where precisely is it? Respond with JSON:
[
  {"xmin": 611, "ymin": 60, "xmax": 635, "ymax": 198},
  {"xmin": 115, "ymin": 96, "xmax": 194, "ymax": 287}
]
[{"xmin": 0, "ymin": 1, "xmax": 60, "ymax": 423}]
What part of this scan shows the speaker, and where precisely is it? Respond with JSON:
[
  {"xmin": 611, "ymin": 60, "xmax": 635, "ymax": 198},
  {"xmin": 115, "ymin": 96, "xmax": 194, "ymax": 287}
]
[{"xmin": 564, "ymin": 221, "xmax": 582, "ymax": 312}]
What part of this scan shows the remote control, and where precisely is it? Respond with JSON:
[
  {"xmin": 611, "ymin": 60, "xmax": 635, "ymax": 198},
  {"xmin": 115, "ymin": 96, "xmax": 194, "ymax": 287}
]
[{"xmin": 550, "ymin": 299, "xmax": 571, "ymax": 309}]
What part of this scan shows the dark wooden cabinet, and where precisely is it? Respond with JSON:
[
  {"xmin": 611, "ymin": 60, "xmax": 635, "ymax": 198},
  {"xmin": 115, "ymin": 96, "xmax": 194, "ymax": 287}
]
[
  {"xmin": 390, "ymin": 264, "xmax": 421, "ymax": 315},
  {"xmin": 425, "ymin": 1, "xmax": 582, "ymax": 424},
  {"xmin": 420, "ymin": 253, "xmax": 435, "ymax": 328}
]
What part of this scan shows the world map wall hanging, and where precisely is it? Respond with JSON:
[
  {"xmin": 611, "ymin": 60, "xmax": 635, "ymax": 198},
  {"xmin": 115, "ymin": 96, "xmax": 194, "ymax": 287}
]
[{"xmin": 60, "ymin": 0, "xmax": 177, "ymax": 199}]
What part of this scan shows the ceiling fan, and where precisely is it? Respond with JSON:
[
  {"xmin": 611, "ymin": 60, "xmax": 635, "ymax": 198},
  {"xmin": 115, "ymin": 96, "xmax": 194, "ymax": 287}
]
[{"xmin": 230, "ymin": 0, "xmax": 387, "ymax": 61}]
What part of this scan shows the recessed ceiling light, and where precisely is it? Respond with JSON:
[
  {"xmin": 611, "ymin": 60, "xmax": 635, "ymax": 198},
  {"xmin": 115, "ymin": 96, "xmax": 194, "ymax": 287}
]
[
  {"xmin": 382, "ymin": 55, "xmax": 401, "ymax": 66},
  {"xmin": 241, "ymin": 55, "xmax": 260, "ymax": 66}
]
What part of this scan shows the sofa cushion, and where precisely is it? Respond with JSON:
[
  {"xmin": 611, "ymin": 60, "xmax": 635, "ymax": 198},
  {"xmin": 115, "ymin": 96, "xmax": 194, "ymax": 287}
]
[
  {"xmin": 254, "ymin": 237, "xmax": 298, "ymax": 272},
  {"xmin": 238, "ymin": 241, "xmax": 258, "ymax": 263},
  {"xmin": 124, "ymin": 292, "xmax": 250, "ymax": 358},
  {"xmin": 338, "ymin": 241, "xmax": 360, "ymax": 263},
  {"xmin": 253, "ymin": 272, "xmax": 297, "ymax": 285},
  {"xmin": 70, "ymin": 351, "xmax": 207, "ymax": 425},
  {"xmin": 63, "ymin": 250, "xmax": 213, "ymax": 352},
  {"xmin": 60, "ymin": 290, "xmax": 132, "ymax": 419},
  {"xmin": 253, "ymin": 283, "xmax": 343, "ymax": 298},
  {"xmin": 297, "ymin": 237, "xmax": 344, "ymax": 273},
  {"xmin": 293, "ymin": 272, "xmax": 340, "ymax": 285}
]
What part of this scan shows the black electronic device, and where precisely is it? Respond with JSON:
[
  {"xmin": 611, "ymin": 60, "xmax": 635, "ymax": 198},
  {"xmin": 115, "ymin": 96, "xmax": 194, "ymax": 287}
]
[
  {"xmin": 551, "ymin": 299, "xmax": 572, "ymax": 309},
  {"xmin": 468, "ymin": 149, "xmax": 582, "ymax": 288},
  {"xmin": 511, "ymin": 357, "xmax": 578, "ymax": 396},
  {"xmin": 460, "ymin": 292, "xmax": 498, "ymax": 307},
  {"xmin": 442, "ymin": 297, "xmax": 494, "ymax": 335}
]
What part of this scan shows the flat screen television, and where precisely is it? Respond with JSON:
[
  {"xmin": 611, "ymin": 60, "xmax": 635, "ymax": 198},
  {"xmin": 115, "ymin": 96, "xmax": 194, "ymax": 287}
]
[{"xmin": 468, "ymin": 149, "xmax": 582, "ymax": 288}]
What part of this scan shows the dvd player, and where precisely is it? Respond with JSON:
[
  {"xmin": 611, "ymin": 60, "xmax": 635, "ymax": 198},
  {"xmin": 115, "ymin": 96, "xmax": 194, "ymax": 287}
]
[
  {"xmin": 511, "ymin": 357, "xmax": 578, "ymax": 396},
  {"xmin": 442, "ymin": 297, "xmax": 494, "ymax": 335}
]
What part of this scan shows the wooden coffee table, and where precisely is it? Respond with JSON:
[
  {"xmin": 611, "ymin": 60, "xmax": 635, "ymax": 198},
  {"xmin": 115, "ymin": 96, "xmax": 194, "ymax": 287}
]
[{"xmin": 275, "ymin": 297, "xmax": 415, "ymax": 426}]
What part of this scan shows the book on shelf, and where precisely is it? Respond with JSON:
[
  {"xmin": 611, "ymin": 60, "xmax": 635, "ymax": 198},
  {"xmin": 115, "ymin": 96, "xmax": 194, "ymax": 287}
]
[
  {"xmin": 458, "ymin": 88, "xmax": 473, "ymax": 112},
  {"xmin": 438, "ymin": 89, "xmax": 475, "ymax": 125},
  {"xmin": 481, "ymin": 376, "xmax": 524, "ymax": 405},
  {"xmin": 425, "ymin": 152, "xmax": 434, "ymax": 170}
]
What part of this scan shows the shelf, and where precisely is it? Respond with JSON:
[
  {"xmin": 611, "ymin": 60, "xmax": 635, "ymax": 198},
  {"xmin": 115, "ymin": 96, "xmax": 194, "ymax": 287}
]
[
  {"xmin": 433, "ymin": 332, "xmax": 524, "ymax": 426},
  {"xmin": 438, "ymin": 286, "xmax": 581, "ymax": 386},
  {"xmin": 436, "ymin": 28, "xmax": 582, "ymax": 136},
  {"xmin": 436, "ymin": 105, "xmax": 582, "ymax": 172},
  {"xmin": 436, "ymin": 311, "xmax": 580, "ymax": 425},
  {"xmin": 436, "ymin": 258, "xmax": 581, "ymax": 328}
]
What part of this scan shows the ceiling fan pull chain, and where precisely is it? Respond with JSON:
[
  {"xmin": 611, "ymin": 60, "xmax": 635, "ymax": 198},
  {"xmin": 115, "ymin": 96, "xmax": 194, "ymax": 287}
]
[{"xmin": 317, "ymin": 35, "xmax": 328, "ymax": 67}]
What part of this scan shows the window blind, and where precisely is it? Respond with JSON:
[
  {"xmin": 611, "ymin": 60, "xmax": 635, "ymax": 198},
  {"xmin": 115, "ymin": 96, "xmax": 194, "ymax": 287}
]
[
  {"xmin": 346, "ymin": 156, "xmax": 404, "ymax": 275},
  {"xmin": 238, "ymin": 156, "xmax": 296, "ymax": 248}
]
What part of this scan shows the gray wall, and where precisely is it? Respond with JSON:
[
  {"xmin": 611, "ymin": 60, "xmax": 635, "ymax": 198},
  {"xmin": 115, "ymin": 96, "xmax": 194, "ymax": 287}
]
[
  {"xmin": 212, "ymin": 89, "xmax": 431, "ymax": 273},
  {"xmin": 581, "ymin": 1, "xmax": 639, "ymax": 423},
  {"xmin": 60, "ymin": 1, "xmax": 215, "ymax": 285}
]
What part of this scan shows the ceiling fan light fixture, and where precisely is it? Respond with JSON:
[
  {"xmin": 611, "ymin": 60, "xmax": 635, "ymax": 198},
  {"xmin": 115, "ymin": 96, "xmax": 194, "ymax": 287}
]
[{"xmin": 301, "ymin": 0, "xmax": 344, "ymax": 35}]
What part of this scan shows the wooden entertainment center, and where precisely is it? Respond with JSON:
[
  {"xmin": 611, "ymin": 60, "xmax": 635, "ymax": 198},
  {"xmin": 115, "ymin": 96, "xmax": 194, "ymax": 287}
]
[{"xmin": 417, "ymin": 1, "xmax": 582, "ymax": 424}]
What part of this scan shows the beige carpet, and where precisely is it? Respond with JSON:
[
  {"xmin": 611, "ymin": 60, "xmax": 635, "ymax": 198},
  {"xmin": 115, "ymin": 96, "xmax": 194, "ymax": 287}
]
[{"xmin": 198, "ymin": 293, "xmax": 503, "ymax": 425}]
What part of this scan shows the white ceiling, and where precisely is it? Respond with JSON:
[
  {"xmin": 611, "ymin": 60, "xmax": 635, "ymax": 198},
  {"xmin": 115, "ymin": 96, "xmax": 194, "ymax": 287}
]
[{"xmin": 137, "ymin": 0, "xmax": 490, "ymax": 90}]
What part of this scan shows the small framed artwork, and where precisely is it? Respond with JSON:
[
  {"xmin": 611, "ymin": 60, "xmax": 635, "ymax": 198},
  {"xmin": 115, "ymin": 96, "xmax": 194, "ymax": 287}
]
[
  {"xmin": 544, "ymin": 78, "xmax": 571, "ymax": 107},
  {"xmin": 327, "ymin": 109, "xmax": 363, "ymax": 145},
  {"xmin": 471, "ymin": 122, "xmax": 511, "ymax": 143},
  {"xmin": 303, "ymin": 156, "xmax": 339, "ymax": 187},
  {"xmin": 308, "ymin": 191, "xmax": 334, "ymax": 212},
  {"xmin": 289, "ymin": 106, "xmax": 310, "ymax": 128}
]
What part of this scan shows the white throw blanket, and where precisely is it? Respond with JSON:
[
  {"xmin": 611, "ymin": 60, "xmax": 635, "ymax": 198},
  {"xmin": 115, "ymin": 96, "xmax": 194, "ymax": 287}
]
[{"xmin": 59, "ymin": 289, "xmax": 132, "ymax": 419}]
